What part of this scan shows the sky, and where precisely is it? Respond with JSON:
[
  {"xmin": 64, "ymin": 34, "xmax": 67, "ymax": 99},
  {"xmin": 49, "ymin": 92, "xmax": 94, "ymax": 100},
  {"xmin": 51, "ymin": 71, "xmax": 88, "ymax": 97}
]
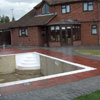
[{"xmin": 0, "ymin": 0, "xmax": 42, "ymax": 20}]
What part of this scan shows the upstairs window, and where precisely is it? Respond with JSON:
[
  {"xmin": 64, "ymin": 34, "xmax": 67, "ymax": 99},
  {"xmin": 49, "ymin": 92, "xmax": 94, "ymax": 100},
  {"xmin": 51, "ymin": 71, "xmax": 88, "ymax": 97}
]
[
  {"xmin": 62, "ymin": 4, "xmax": 70, "ymax": 14},
  {"xmin": 92, "ymin": 25, "xmax": 97, "ymax": 35},
  {"xmin": 19, "ymin": 28, "xmax": 28, "ymax": 37},
  {"xmin": 42, "ymin": 4, "xmax": 50, "ymax": 14},
  {"xmin": 84, "ymin": 2, "xmax": 93, "ymax": 11}
]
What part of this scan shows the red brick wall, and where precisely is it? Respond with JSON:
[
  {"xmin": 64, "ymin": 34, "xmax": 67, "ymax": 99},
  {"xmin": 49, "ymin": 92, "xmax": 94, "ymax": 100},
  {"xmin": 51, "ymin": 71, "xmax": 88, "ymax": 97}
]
[
  {"xmin": 11, "ymin": 27, "xmax": 44, "ymax": 46},
  {"xmin": 11, "ymin": 1, "xmax": 99, "ymax": 46},
  {"xmin": 49, "ymin": 42, "xmax": 61, "ymax": 47},
  {"xmin": 81, "ymin": 22, "xmax": 99, "ymax": 45},
  {"xmin": 36, "ymin": 4, "xmax": 55, "ymax": 15},
  {"xmin": 49, "ymin": 2, "xmax": 98, "ymax": 24},
  {"xmin": 36, "ymin": 2, "xmax": 98, "ymax": 23},
  {"xmin": 47, "ymin": 1, "xmax": 99, "ymax": 45},
  {"xmin": 36, "ymin": 7, "xmax": 42, "ymax": 15}
]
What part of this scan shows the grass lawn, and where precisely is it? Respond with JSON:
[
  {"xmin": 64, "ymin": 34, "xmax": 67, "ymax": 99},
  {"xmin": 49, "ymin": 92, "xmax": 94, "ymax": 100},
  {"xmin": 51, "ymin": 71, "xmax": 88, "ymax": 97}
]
[
  {"xmin": 74, "ymin": 91, "xmax": 100, "ymax": 100},
  {"xmin": 75, "ymin": 50, "xmax": 100, "ymax": 56}
]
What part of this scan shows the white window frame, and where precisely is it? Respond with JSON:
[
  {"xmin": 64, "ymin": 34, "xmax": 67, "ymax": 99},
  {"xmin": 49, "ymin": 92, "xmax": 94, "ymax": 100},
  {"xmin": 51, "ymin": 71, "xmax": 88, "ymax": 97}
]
[
  {"xmin": 62, "ymin": 4, "xmax": 70, "ymax": 14},
  {"xmin": 19, "ymin": 28, "xmax": 28, "ymax": 37},
  {"xmin": 92, "ymin": 25, "xmax": 97, "ymax": 35},
  {"xmin": 84, "ymin": 2, "xmax": 93, "ymax": 11}
]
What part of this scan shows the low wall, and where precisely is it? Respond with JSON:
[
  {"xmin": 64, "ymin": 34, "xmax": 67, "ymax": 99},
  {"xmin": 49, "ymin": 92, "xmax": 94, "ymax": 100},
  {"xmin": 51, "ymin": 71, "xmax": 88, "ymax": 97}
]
[
  {"xmin": 73, "ymin": 41, "xmax": 82, "ymax": 46},
  {"xmin": 49, "ymin": 42, "xmax": 61, "ymax": 47},
  {"xmin": 40, "ymin": 56, "xmax": 82, "ymax": 76},
  {"xmin": 0, "ymin": 55, "xmax": 16, "ymax": 74}
]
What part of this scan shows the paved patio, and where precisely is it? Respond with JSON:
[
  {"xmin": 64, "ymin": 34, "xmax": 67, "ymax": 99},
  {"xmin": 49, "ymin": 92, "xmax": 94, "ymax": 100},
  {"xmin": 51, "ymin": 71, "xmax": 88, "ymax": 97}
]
[
  {"xmin": 1, "ymin": 76, "xmax": 100, "ymax": 100},
  {"xmin": 16, "ymin": 45, "xmax": 100, "ymax": 60},
  {"xmin": 0, "ymin": 46, "xmax": 100, "ymax": 100}
]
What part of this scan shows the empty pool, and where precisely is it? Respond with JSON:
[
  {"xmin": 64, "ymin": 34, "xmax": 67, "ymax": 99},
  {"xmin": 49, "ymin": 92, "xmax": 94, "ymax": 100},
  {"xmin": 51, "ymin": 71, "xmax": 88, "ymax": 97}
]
[{"xmin": 0, "ymin": 52, "xmax": 96, "ymax": 87}]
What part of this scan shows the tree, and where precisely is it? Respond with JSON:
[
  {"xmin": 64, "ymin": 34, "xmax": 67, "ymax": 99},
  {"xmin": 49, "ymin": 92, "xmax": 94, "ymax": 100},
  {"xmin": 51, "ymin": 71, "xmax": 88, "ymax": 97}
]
[
  {"xmin": 12, "ymin": 16, "xmax": 15, "ymax": 22},
  {"xmin": 5, "ymin": 16, "xmax": 10, "ymax": 23},
  {"xmin": 0, "ymin": 15, "xmax": 5, "ymax": 23},
  {"xmin": 0, "ymin": 15, "xmax": 10, "ymax": 23}
]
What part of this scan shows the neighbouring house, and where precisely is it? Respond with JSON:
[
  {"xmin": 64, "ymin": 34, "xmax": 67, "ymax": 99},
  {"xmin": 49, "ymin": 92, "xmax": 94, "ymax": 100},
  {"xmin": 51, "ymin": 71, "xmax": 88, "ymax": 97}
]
[{"xmin": 0, "ymin": 0, "xmax": 100, "ymax": 47}]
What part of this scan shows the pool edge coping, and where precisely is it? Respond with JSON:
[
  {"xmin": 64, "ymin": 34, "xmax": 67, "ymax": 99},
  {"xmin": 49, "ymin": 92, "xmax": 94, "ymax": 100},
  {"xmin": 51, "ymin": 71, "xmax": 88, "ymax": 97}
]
[{"xmin": 0, "ymin": 52, "xmax": 96, "ymax": 88}]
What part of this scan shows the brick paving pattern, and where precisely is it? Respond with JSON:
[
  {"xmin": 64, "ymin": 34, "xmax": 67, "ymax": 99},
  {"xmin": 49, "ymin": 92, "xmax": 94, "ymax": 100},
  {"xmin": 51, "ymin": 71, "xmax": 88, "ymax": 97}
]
[{"xmin": 0, "ymin": 76, "xmax": 100, "ymax": 100}]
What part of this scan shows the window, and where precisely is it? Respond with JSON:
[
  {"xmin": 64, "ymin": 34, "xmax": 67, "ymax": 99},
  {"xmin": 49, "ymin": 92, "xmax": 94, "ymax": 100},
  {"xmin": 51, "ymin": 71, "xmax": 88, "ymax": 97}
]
[
  {"xmin": 62, "ymin": 27, "xmax": 66, "ymax": 30},
  {"xmin": 67, "ymin": 26, "xmax": 71, "ymax": 29},
  {"xmin": 19, "ymin": 28, "xmax": 28, "ymax": 37},
  {"xmin": 56, "ymin": 26, "xmax": 60, "ymax": 30},
  {"xmin": 50, "ymin": 26, "xmax": 55, "ymax": 31},
  {"xmin": 73, "ymin": 25, "xmax": 81, "ymax": 41},
  {"xmin": 41, "ymin": 27, "xmax": 46, "ymax": 37},
  {"xmin": 84, "ymin": 2, "xmax": 93, "ymax": 11},
  {"xmin": 50, "ymin": 26, "xmax": 60, "ymax": 42},
  {"xmin": 42, "ymin": 4, "xmax": 50, "ymax": 14},
  {"xmin": 92, "ymin": 25, "xmax": 97, "ymax": 35},
  {"xmin": 62, "ymin": 4, "xmax": 70, "ymax": 14}
]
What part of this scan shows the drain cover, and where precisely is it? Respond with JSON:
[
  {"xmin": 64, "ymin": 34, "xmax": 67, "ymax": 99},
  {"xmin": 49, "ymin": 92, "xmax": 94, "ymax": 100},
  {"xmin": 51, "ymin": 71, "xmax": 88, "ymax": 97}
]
[{"xmin": 23, "ymin": 82, "xmax": 32, "ymax": 86}]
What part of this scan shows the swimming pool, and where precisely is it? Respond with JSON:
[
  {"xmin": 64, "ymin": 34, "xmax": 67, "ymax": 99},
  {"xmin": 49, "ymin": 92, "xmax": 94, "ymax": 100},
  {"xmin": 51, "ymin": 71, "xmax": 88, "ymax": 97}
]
[{"xmin": 0, "ymin": 52, "xmax": 96, "ymax": 87}]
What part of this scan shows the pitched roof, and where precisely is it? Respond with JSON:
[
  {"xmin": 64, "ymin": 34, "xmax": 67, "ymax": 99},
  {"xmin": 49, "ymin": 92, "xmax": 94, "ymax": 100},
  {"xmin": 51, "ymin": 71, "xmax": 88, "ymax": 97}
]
[
  {"xmin": 0, "ymin": 12, "xmax": 56, "ymax": 30},
  {"xmin": 35, "ymin": 0, "xmax": 96, "ymax": 8},
  {"xmin": 49, "ymin": 19, "xmax": 80, "ymax": 25},
  {"xmin": 20, "ymin": 14, "xmax": 56, "ymax": 27},
  {"xmin": 0, "ymin": 22, "xmax": 16, "ymax": 30},
  {"xmin": 46, "ymin": 0, "xmax": 94, "ymax": 5},
  {"xmin": 46, "ymin": 0, "xmax": 86, "ymax": 5}
]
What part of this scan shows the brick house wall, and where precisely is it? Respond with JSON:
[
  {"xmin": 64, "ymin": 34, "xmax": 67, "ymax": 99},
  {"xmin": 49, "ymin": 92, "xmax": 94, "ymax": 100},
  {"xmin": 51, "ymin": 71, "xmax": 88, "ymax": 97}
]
[
  {"xmin": 10, "ymin": 1, "xmax": 100, "ymax": 46},
  {"xmin": 36, "ymin": 1, "xmax": 99, "ymax": 45},
  {"xmin": 36, "ymin": 2, "xmax": 98, "ymax": 22},
  {"xmin": 81, "ymin": 22, "xmax": 99, "ymax": 45},
  {"xmin": 11, "ymin": 27, "xmax": 44, "ymax": 46},
  {"xmin": 36, "ymin": 4, "xmax": 56, "ymax": 15}
]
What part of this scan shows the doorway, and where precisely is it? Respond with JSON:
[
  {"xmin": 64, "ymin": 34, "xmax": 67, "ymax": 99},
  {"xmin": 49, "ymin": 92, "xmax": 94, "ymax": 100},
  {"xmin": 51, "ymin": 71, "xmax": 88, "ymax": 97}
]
[
  {"xmin": 67, "ymin": 27, "xmax": 72, "ymax": 45},
  {"xmin": 61, "ymin": 27, "xmax": 67, "ymax": 46},
  {"xmin": 0, "ymin": 31, "xmax": 11, "ymax": 45},
  {"xmin": 61, "ymin": 26, "xmax": 72, "ymax": 46}
]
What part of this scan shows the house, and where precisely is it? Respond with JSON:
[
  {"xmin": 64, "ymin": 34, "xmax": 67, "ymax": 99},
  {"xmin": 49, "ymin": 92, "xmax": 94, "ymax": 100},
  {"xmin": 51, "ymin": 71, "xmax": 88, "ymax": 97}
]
[{"xmin": 0, "ymin": 0, "xmax": 100, "ymax": 47}]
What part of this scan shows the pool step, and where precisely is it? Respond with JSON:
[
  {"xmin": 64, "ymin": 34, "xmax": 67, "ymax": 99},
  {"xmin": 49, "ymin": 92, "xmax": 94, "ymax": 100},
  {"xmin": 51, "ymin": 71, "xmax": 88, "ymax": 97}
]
[{"xmin": 16, "ymin": 53, "xmax": 40, "ymax": 70}]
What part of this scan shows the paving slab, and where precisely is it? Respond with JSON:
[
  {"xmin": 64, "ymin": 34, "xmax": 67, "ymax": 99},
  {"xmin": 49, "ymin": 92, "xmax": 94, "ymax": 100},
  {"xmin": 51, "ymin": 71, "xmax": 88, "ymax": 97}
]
[{"xmin": 1, "ymin": 76, "xmax": 100, "ymax": 100}]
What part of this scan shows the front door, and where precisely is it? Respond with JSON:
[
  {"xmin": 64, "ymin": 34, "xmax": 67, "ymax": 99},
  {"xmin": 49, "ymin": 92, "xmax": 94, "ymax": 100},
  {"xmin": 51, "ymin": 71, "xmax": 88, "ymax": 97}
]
[
  {"xmin": 61, "ymin": 26, "xmax": 67, "ymax": 46},
  {"xmin": 61, "ymin": 26, "xmax": 72, "ymax": 46}
]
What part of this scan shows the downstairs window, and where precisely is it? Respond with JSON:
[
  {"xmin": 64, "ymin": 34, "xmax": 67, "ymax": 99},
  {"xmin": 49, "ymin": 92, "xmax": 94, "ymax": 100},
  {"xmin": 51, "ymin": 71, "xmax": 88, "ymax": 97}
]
[
  {"xmin": 92, "ymin": 25, "xmax": 97, "ymax": 35},
  {"xmin": 19, "ymin": 28, "xmax": 28, "ymax": 37}
]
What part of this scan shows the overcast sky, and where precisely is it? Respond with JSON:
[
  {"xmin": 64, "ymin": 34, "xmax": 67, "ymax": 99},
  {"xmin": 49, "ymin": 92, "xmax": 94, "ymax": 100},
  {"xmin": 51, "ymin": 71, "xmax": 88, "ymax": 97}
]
[{"xmin": 0, "ymin": 0, "xmax": 42, "ymax": 20}]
